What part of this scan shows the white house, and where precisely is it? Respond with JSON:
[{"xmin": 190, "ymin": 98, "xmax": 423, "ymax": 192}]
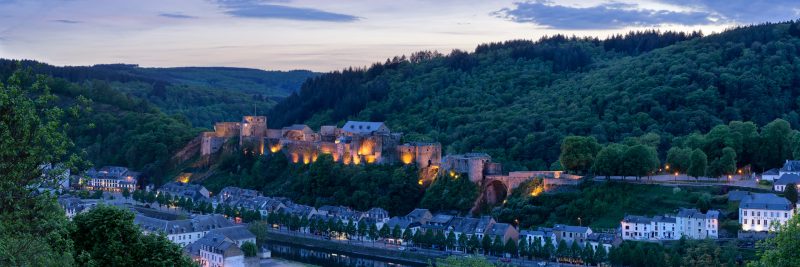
[
  {"xmin": 773, "ymin": 173, "xmax": 800, "ymax": 192},
  {"xmin": 188, "ymin": 232, "xmax": 245, "ymax": 267},
  {"xmin": 134, "ymin": 214, "xmax": 234, "ymax": 247},
  {"xmin": 622, "ymin": 209, "xmax": 718, "ymax": 241},
  {"xmin": 761, "ymin": 168, "xmax": 780, "ymax": 181},
  {"xmin": 739, "ymin": 193, "xmax": 795, "ymax": 232},
  {"xmin": 520, "ymin": 228, "xmax": 557, "ymax": 247},
  {"xmin": 621, "ymin": 215, "xmax": 652, "ymax": 240},
  {"xmin": 676, "ymin": 208, "xmax": 719, "ymax": 239},
  {"xmin": 83, "ymin": 166, "xmax": 139, "ymax": 192}
]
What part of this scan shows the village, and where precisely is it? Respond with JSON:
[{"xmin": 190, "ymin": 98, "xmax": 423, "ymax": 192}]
[{"xmin": 48, "ymin": 117, "xmax": 800, "ymax": 267}]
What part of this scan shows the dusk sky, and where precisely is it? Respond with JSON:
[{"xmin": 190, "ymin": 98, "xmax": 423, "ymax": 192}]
[{"xmin": 1, "ymin": 0, "xmax": 798, "ymax": 72}]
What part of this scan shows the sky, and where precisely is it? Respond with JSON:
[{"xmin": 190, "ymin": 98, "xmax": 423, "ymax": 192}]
[{"xmin": 0, "ymin": 0, "xmax": 798, "ymax": 72}]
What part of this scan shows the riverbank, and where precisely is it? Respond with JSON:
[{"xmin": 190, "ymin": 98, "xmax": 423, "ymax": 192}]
[{"xmin": 264, "ymin": 230, "xmax": 436, "ymax": 266}]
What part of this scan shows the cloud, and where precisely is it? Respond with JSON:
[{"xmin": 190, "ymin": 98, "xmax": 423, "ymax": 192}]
[
  {"xmin": 495, "ymin": 1, "xmax": 717, "ymax": 29},
  {"xmin": 216, "ymin": 0, "xmax": 358, "ymax": 22},
  {"xmin": 52, "ymin": 19, "xmax": 82, "ymax": 24},
  {"xmin": 658, "ymin": 0, "xmax": 800, "ymax": 24},
  {"xmin": 159, "ymin": 12, "xmax": 197, "ymax": 19}
]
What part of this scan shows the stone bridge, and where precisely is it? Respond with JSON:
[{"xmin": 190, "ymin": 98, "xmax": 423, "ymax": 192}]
[{"xmin": 481, "ymin": 171, "xmax": 582, "ymax": 204}]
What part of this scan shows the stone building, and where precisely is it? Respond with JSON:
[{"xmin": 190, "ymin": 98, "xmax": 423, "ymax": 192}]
[{"xmin": 441, "ymin": 153, "xmax": 502, "ymax": 183}]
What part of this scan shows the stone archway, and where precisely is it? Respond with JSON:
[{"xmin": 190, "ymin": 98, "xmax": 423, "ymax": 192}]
[{"xmin": 484, "ymin": 179, "xmax": 509, "ymax": 205}]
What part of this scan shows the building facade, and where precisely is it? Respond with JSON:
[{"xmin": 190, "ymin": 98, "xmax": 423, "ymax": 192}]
[{"xmin": 739, "ymin": 192, "xmax": 795, "ymax": 232}]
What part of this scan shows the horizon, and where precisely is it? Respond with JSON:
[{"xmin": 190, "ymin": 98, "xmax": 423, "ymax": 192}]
[{"xmin": 1, "ymin": 0, "xmax": 798, "ymax": 72}]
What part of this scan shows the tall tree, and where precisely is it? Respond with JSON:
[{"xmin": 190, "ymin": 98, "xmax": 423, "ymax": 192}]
[
  {"xmin": 784, "ymin": 183, "xmax": 798, "ymax": 205},
  {"xmin": 0, "ymin": 72, "xmax": 80, "ymax": 265},
  {"xmin": 71, "ymin": 205, "xmax": 192, "ymax": 266},
  {"xmin": 688, "ymin": 149, "xmax": 708, "ymax": 179},
  {"xmin": 559, "ymin": 136, "xmax": 601, "ymax": 174},
  {"xmin": 757, "ymin": 119, "xmax": 793, "ymax": 171},
  {"xmin": 623, "ymin": 145, "xmax": 660, "ymax": 180},
  {"xmin": 666, "ymin": 147, "xmax": 692, "ymax": 174},
  {"xmin": 750, "ymin": 215, "xmax": 800, "ymax": 266},
  {"xmin": 592, "ymin": 144, "xmax": 627, "ymax": 178}
]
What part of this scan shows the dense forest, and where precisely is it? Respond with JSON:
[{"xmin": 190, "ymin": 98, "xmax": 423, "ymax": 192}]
[
  {"xmin": 0, "ymin": 60, "xmax": 317, "ymax": 127},
  {"xmin": 269, "ymin": 21, "xmax": 800, "ymax": 172}
]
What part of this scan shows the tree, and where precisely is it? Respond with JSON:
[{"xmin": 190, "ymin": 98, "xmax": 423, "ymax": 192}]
[
  {"xmin": 504, "ymin": 239, "xmax": 518, "ymax": 257},
  {"xmin": 666, "ymin": 147, "xmax": 692, "ymax": 174},
  {"xmin": 749, "ymin": 215, "xmax": 800, "ymax": 267},
  {"xmin": 435, "ymin": 255, "xmax": 494, "ymax": 267},
  {"xmin": 757, "ymin": 119, "xmax": 793, "ymax": 170},
  {"xmin": 357, "ymin": 221, "xmax": 367, "ymax": 240},
  {"xmin": 623, "ymin": 144, "xmax": 660, "ymax": 180},
  {"xmin": 122, "ymin": 188, "xmax": 131, "ymax": 200},
  {"xmin": 0, "ymin": 73, "xmax": 83, "ymax": 266},
  {"xmin": 480, "ymin": 234, "xmax": 492, "ymax": 254},
  {"xmin": 71, "ymin": 205, "xmax": 193, "ymax": 266},
  {"xmin": 492, "ymin": 236, "xmax": 504, "ymax": 256},
  {"xmin": 582, "ymin": 243, "xmax": 595, "ymax": 265},
  {"xmin": 592, "ymin": 144, "xmax": 626, "ymax": 178},
  {"xmin": 468, "ymin": 234, "xmax": 480, "ymax": 253},
  {"xmin": 594, "ymin": 244, "xmax": 608, "ymax": 264},
  {"xmin": 784, "ymin": 183, "xmax": 798, "ymax": 205},
  {"xmin": 559, "ymin": 136, "xmax": 601, "ymax": 174},
  {"xmin": 556, "ymin": 239, "xmax": 569, "ymax": 261},
  {"xmin": 517, "ymin": 237, "xmax": 529, "ymax": 259},
  {"xmin": 241, "ymin": 241, "xmax": 257, "ymax": 257},
  {"xmin": 688, "ymin": 149, "xmax": 708, "ymax": 179},
  {"xmin": 445, "ymin": 231, "xmax": 457, "ymax": 251}
]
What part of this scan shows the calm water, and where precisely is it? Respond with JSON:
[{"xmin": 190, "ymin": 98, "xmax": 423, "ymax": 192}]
[{"xmin": 266, "ymin": 241, "xmax": 426, "ymax": 267}]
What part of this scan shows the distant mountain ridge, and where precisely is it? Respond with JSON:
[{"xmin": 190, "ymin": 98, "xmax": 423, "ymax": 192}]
[{"xmin": 0, "ymin": 60, "xmax": 318, "ymax": 97}]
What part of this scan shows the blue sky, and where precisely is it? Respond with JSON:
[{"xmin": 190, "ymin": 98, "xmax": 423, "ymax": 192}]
[{"xmin": 0, "ymin": 0, "xmax": 797, "ymax": 71}]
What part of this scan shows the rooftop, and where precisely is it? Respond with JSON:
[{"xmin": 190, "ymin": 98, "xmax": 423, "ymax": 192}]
[
  {"xmin": 775, "ymin": 173, "xmax": 800, "ymax": 186},
  {"xmin": 342, "ymin": 121, "xmax": 388, "ymax": 134},
  {"xmin": 740, "ymin": 193, "xmax": 793, "ymax": 211}
]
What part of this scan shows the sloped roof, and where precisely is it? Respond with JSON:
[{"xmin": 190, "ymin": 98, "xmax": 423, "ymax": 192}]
[
  {"xmin": 775, "ymin": 173, "xmax": 800, "ymax": 186},
  {"xmin": 780, "ymin": 160, "xmax": 800, "ymax": 172},
  {"xmin": 211, "ymin": 226, "xmax": 256, "ymax": 242},
  {"xmin": 740, "ymin": 193, "xmax": 793, "ymax": 211},
  {"xmin": 622, "ymin": 215, "xmax": 652, "ymax": 224},
  {"xmin": 554, "ymin": 224, "xmax": 590, "ymax": 234},
  {"xmin": 342, "ymin": 121, "xmax": 388, "ymax": 134}
]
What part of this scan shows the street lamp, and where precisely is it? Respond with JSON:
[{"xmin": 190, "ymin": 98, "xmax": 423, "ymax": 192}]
[{"xmin": 578, "ymin": 217, "xmax": 582, "ymax": 227}]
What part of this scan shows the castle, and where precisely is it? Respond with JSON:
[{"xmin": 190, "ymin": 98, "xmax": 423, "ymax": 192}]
[{"xmin": 200, "ymin": 116, "xmax": 442, "ymax": 170}]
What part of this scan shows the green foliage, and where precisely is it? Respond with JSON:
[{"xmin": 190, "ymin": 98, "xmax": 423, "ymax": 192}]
[
  {"xmin": 433, "ymin": 255, "xmax": 494, "ymax": 267},
  {"xmin": 495, "ymin": 181, "xmax": 726, "ymax": 229},
  {"xmin": 420, "ymin": 173, "xmax": 478, "ymax": 213},
  {"xmin": 267, "ymin": 22, "xmax": 800, "ymax": 172},
  {"xmin": 559, "ymin": 136, "xmax": 601, "ymax": 174},
  {"xmin": 0, "ymin": 71, "xmax": 79, "ymax": 266},
  {"xmin": 784, "ymin": 183, "xmax": 798, "ymax": 205},
  {"xmin": 592, "ymin": 143, "xmax": 627, "ymax": 178},
  {"xmin": 610, "ymin": 239, "xmax": 740, "ymax": 267},
  {"xmin": 622, "ymin": 144, "xmax": 660, "ymax": 179},
  {"xmin": 666, "ymin": 147, "xmax": 692, "ymax": 173},
  {"xmin": 688, "ymin": 149, "xmax": 708, "ymax": 178},
  {"xmin": 750, "ymin": 214, "xmax": 800, "ymax": 267},
  {"xmin": 241, "ymin": 241, "xmax": 258, "ymax": 257},
  {"xmin": 71, "ymin": 205, "xmax": 193, "ymax": 266}
]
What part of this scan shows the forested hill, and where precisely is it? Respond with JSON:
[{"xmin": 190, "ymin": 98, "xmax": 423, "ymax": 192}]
[
  {"xmin": 0, "ymin": 60, "xmax": 318, "ymax": 127},
  {"xmin": 269, "ymin": 21, "xmax": 800, "ymax": 171}
]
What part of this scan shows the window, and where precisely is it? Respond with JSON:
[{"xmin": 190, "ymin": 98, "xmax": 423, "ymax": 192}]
[{"xmin": 625, "ymin": 226, "xmax": 629, "ymax": 230}]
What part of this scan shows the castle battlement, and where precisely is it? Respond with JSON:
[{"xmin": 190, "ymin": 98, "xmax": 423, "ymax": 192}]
[{"xmin": 199, "ymin": 116, "xmax": 442, "ymax": 169}]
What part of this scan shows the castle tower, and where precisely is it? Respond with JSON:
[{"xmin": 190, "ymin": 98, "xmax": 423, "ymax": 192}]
[{"xmin": 240, "ymin": 116, "xmax": 267, "ymax": 153}]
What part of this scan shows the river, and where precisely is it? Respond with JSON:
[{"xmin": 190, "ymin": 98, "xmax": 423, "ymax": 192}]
[{"xmin": 265, "ymin": 241, "xmax": 427, "ymax": 267}]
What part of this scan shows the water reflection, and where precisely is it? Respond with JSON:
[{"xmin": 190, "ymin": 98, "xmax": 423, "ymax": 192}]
[{"xmin": 266, "ymin": 242, "xmax": 425, "ymax": 267}]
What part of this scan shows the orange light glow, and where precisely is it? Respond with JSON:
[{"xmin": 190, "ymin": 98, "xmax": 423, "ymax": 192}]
[
  {"xmin": 269, "ymin": 144, "xmax": 282, "ymax": 153},
  {"xmin": 401, "ymin": 152, "xmax": 414, "ymax": 165},
  {"xmin": 530, "ymin": 186, "xmax": 544, "ymax": 197}
]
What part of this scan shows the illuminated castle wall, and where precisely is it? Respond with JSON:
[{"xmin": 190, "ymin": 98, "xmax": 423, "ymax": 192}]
[{"xmin": 200, "ymin": 117, "xmax": 442, "ymax": 169}]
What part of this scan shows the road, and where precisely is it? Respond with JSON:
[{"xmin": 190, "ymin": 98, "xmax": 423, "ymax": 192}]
[
  {"xmin": 266, "ymin": 227, "xmax": 579, "ymax": 266},
  {"xmin": 592, "ymin": 174, "xmax": 763, "ymax": 189}
]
